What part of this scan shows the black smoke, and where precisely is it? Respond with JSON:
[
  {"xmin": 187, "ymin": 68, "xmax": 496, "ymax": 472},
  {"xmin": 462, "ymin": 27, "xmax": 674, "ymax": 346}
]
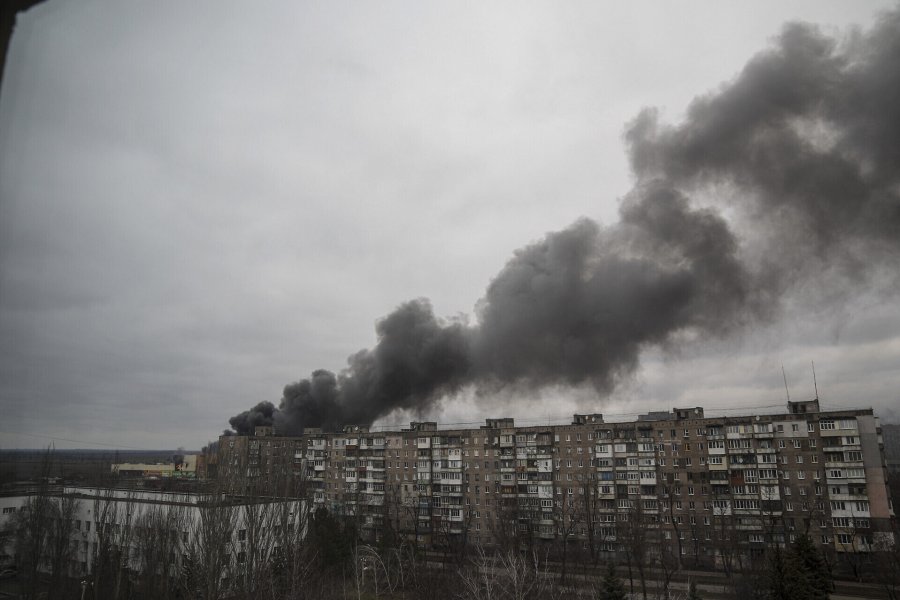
[
  {"xmin": 228, "ymin": 401, "xmax": 276, "ymax": 435},
  {"xmin": 231, "ymin": 11, "xmax": 900, "ymax": 435}
]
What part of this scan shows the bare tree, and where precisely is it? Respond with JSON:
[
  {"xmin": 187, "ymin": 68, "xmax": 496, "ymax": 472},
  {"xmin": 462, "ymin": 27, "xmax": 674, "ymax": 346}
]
[
  {"xmin": 133, "ymin": 501, "xmax": 187, "ymax": 600},
  {"xmin": 112, "ymin": 489, "xmax": 138, "ymax": 600},
  {"xmin": 456, "ymin": 545, "xmax": 564, "ymax": 600},
  {"xmin": 488, "ymin": 494, "xmax": 522, "ymax": 555},
  {"xmin": 656, "ymin": 476, "xmax": 684, "ymax": 599},
  {"xmin": 553, "ymin": 488, "xmax": 581, "ymax": 584},
  {"xmin": 873, "ymin": 518, "xmax": 900, "ymax": 600},
  {"xmin": 233, "ymin": 493, "xmax": 279, "ymax": 598},
  {"xmin": 180, "ymin": 489, "xmax": 238, "ymax": 600},
  {"xmin": 90, "ymin": 485, "xmax": 121, "ymax": 600},
  {"xmin": 45, "ymin": 493, "xmax": 79, "ymax": 600},
  {"xmin": 270, "ymin": 468, "xmax": 313, "ymax": 600},
  {"xmin": 616, "ymin": 497, "xmax": 649, "ymax": 600},
  {"xmin": 14, "ymin": 448, "xmax": 57, "ymax": 600},
  {"xmin": 577, "ymin": 471, "xmax": 603, "ymax": 568}
]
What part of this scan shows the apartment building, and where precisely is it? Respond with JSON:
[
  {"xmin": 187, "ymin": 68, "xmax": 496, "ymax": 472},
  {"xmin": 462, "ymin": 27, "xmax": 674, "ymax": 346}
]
[{"xmin": 217, "ymin": 399, "xmax": 895, "ymax": 564}]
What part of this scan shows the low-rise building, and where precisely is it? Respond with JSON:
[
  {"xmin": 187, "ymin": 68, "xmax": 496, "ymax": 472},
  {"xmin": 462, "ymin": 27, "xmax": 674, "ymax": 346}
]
[{"xmin": 0, "ymin": 485, "xmax": 305, "ymax": 588}]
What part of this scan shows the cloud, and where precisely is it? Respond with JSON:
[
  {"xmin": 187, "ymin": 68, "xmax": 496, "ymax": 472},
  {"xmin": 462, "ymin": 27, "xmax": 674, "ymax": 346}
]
[{"xmin": 2, "ymin": 2, "xmax": 898, "ymax": 449}]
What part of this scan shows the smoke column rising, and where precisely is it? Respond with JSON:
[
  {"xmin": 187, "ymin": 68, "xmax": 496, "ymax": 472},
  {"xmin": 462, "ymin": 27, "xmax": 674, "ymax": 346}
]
[{"xmin": 229, "ymin": 11, "xmax": 900, "ymax": 435}]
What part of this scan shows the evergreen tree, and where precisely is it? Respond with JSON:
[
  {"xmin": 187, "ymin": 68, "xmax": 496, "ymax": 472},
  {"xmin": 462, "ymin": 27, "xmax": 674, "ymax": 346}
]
[
  {"xmin": 791, "ymin": 534, "xmax": 831, "ymax": 600},
  {"xmin": 766, "ymin": 536, "xmax": 832, "ymax": 600},
  {"xmin": 687, "ymin": 579, "xmax": 702, "ymax": 600},
  {"xmin": 599, "ymin": 562, "xmax": 628, "ymax": 600},
  {"xmin": 309, "ymin": 507, "xmax": 355, "ymax": 572}
]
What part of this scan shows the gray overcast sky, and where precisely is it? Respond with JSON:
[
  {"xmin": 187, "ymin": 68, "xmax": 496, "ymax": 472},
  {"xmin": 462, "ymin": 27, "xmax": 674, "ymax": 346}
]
[{"xmin": 1, "ymin": 1, "xmax": 898, "ymax": 450}]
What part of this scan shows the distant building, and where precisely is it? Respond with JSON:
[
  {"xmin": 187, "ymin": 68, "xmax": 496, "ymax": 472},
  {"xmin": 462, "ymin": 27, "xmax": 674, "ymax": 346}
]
[
  {"xmin": 218, "ymin": 400, "xmax": 895, "ymax": 565},
  {"xmin": 111, "ymin": 454, "xmax": 198, "ymax": 479}
]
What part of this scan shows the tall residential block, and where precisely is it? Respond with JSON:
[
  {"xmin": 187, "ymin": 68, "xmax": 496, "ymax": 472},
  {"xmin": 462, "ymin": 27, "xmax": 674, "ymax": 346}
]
[{"xmin": 217, "ymin": 400, "xmax": 895, "ymax": 564}]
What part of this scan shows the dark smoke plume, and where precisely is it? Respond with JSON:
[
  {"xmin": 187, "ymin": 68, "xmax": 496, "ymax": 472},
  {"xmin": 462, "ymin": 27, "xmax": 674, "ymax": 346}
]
[
  {"xmin": 231, "ymin": 11, "xmax": 900, "ymax": 435},
  {"xmin": 229, "ymin": 401, "xmax": 276, "ymax": 435}
]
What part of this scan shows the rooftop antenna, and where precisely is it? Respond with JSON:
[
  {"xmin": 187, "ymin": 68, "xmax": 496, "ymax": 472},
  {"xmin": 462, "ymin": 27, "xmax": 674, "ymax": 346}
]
[
  {"xmin": 811, "ymin": 360, "xmax": 819, "ymax": 400},
  {"xmin": 782, "ymin": 365, "xmax": 791, "ymax": 403}
]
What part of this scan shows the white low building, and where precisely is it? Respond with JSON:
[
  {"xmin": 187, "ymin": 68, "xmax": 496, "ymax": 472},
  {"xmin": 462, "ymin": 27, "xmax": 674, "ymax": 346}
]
[{"xmin": 0, "ymin": 486, "xmax": 307, "ymax": 585}]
